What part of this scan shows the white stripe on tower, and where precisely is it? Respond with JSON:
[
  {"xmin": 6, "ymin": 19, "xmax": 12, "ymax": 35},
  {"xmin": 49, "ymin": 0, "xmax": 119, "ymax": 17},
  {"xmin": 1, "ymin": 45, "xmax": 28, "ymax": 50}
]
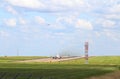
[{"xmin": 85, "ymin": 42, "xmax": 89, "ymax": 64}]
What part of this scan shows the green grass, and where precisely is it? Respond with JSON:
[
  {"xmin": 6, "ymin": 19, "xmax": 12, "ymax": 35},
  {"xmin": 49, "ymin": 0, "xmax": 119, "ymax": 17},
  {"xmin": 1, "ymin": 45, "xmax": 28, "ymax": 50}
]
[
  {"xmin": 0, "ymin": 56, "xmax": 119, "ymax": 79},
  {"xmin": 59, "ymin": 56, "xmax": 120, "ymax": 65},
  {"xmin": 0, "ymin": 56, "xmax": 47, "ymax": 62}
]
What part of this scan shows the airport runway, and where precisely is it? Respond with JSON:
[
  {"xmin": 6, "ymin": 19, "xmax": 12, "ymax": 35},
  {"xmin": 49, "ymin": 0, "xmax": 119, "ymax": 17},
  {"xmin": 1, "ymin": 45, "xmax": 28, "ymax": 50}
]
[{"xmin": 18, "ymin": 56, "xmax": 84, "ymax": 63}]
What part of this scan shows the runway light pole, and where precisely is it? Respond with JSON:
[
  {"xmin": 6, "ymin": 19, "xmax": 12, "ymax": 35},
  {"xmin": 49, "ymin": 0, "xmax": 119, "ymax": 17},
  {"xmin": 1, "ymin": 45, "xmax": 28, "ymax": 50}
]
[{"xmin": 85, "ymin": 42, "xmax": 89, "ymax": 64}]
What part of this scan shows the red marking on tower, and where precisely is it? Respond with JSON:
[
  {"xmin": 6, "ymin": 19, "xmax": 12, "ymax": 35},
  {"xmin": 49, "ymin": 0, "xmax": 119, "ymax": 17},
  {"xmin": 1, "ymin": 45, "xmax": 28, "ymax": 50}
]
[{"xmin": 85, "ymin": 42, "xmax": 89, "ymax": 64}]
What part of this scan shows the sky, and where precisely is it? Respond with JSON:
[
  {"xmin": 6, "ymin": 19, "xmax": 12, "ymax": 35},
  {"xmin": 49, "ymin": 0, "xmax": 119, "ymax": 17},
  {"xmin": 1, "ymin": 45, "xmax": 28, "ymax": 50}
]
[{"xmin": 0, "ymin": 0, "xmax": 120, "ymax": 56}]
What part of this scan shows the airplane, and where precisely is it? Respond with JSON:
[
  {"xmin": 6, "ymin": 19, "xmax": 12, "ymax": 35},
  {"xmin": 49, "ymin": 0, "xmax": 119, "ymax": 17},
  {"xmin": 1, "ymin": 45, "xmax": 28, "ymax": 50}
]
[{"xmin": 52, "ymin": 54, "xmax": 62, "ymax": 59}]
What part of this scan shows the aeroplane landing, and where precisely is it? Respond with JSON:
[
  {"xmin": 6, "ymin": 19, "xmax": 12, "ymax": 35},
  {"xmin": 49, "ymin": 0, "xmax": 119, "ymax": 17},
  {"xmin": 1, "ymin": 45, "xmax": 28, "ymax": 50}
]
[{"xmin": 17, "ymin": 56, "xmax": 84, "ymax": 63}]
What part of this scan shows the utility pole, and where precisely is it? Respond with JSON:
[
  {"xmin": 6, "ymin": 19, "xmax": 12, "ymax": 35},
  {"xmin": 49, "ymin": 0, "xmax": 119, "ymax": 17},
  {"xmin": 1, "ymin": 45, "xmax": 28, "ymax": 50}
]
[{"xmin": 85, "ymin": 42, "xmax": 89, "ymax": 64}]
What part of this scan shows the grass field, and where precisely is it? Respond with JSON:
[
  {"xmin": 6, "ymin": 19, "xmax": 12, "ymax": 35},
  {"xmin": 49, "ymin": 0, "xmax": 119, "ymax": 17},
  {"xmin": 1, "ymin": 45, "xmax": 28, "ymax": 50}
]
[
  {"xmin": 0, "ymin": 56, "xmax": 47, "ymax": 62},
  {"xmin": 0, "ymin": 56, "xmax": 120, "ymax": 79}
]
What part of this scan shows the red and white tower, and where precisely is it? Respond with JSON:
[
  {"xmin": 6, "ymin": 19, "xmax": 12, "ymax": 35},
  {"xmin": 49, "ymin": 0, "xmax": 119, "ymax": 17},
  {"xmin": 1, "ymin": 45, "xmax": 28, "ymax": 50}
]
[{"xmin": 85, "ymin": 42, "xmax": 89, "ymax": 64}]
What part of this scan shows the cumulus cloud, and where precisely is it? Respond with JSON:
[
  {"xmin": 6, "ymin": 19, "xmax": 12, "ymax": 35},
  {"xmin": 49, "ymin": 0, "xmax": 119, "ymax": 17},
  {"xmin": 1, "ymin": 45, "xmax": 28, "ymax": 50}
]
[
  {"xmin": 96, "ymin": 19, "xmax": 116, "ymax": 28},
  {"xmin": 5, "ymin": 5, "xmax": 18, "ymax": 15},
  {"xmin": 75, "ymin": 19, "xmax": 93, "ymax": 30},
  {"xmin": 102, "ymin": 20, "xmax": 115, "ymax": 28},
  {"xmin": 47, "ymin": 24, "xmax": 66, "ymax": 30},
  {"xmin": 2, "ymin": 0, "xmax": 120, "ymax": 41},
  {"xmin": 94, "ymin": 31, "xmax": 101, "ymax": 37},
  {"xmin": 51, "ymin": 0, "xmax": 85, "ymax": 7},
  {"xmin": 34, "ymin": 16, "xmax": 66, "ymax": 30},
  {"xmin": 104, "ymin": 14, "xmax": 120, "ymax": 20},
  {"xmin": 6, "ymin": 0, "xmax": 45, "ymax": 9},
  {"xmin": 57, "ymin": 0, "xmax": 86, "ymax": 10},
  {"xmin": 47, "ymin": 0, "xmax": 87, "ymax": 11},
  {"xmin": 56, "ymin": 15, "xmax": 76, "ymax": 24},
  {"xmin": 18, "ymin": 17, "xmax": 27, "ymax": 25},
  {"xmin": 4, "ymin": 0, "xmax": 120, "ymax": 14},
  {"xmin": 54, "ymin": 32, "xmax": 65, "ymax": 36},
  {"xmin": 4, "ymin": 18, "xmax": 17, "ymax": 27},
  {"xmin": 35, "ymin": 16, "xmax": 45, "ymax": 24},
  {"xmin": 103, "ymin": 29, "xmax": 120, "ymax": 41},
  {"xmin": 0, "ymin": 30, "xmax": 9, "ymax": 38},
  {"xmin": 109, "ymin": 4, "xmax": 120, "ymax": 13},
  {"xmin": 5, "ymin": 0, "xmax": 90, "ymax": 12}
]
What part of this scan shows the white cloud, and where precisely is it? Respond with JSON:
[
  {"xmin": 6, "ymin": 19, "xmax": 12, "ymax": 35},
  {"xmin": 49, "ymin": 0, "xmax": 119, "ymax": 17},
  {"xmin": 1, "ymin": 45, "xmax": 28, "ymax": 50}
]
[
  {"xmin": 5, "ymin": 0, "xmax": 120, "ymax": 14},
  {"xmin": 56, "ymin": 15, "xmax": 76, "ymax": 24},
  {"xmin": 5, "ymin": 0, "xmax": 90, "ymax": 12},
  {"xmin": 49, "ymin": 0, "xmax": 86, "ymax": 10},
  {"xmin": 54, "ymin": 32, "xmax": 65, "ymax": 36},
  {"xmin": 109, "ymin": 4, "xmax": 120, "ymax": 13},
  {"xmin": 44, "ymin": 0, "xmax": 90, "ymax": 12},
  {"xmin": 4, "ymin": 18, "xmax": 17, "ymax": 27},
  {"xmin": 18, "ymin": 17, "xmax": 27, "ymax": 25},
  {"xmin": 20, "ymin": 25, "xmax": 31, "ymax": 33},
  {"xmin": 0, "ymin": 31, "xmax": 9, "ymax": 38},
  {"xmin": 6, "ymin": 5, "xmax": 18, "ymax": 15},
  {"xmin": 48, "ymin": 24, "xmax": 66, "ymax": 30},
  {"xmin": 105, "ymin": 14, "xmax": 120, "ymax": 20},
  {"xmin": 75, "ymin": 19, "xmax": 93, "ymax": 30},
  {"xmin": 102, "ymin": 20, "xmax": 115, "ymax": 28},
  {"xmin": 6, "ymin": 0, "xmax": 45, "ymax": 9},
  {"xmin": 96, "ymin": 19, "xmax": 116, "ymax": 28},
  {"xmin": 51, "ymin": 0, "xmax": 85, "ymax": 6},
  {"xmin": 35, "ymin": 16, "xmax": 45, "ymax": 24},
  {"xmin": 103, "ymin": 29, "xmax": 120, "ymax": 41},
  {"xmin": 94, "ymin": 31, "xmax": 101, "ymax": 37}
]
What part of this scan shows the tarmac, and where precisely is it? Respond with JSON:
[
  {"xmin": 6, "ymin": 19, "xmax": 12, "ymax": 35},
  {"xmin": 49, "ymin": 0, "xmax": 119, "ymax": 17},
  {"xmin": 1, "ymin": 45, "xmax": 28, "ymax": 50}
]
[{"xmin": 18, "ymin": 56, "xmax": 84, "ymax": 63}]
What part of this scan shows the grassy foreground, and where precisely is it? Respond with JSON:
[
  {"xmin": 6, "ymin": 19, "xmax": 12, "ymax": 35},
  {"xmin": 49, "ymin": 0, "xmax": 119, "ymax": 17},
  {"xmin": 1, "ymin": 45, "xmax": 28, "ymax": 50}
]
[
  {"xmin": 0, "ymin": 56, "xmax": 119, "ymax": 79},
  {"xmin": 0, "ymin": 56, "xmax": 47, "ymax": 62}
]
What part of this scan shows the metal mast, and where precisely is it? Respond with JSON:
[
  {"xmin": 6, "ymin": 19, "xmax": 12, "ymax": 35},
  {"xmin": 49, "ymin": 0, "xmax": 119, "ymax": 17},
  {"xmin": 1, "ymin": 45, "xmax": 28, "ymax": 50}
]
[{"xmin": 85, "ymin": 42, "xmax": 89, "ymax": 64}]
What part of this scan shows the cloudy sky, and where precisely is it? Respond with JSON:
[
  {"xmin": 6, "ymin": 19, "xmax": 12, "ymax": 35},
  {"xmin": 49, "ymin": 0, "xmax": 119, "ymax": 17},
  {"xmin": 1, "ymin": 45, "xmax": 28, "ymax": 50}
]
[{"xmin": 0, "ymin": 0, "xmax": 120, "ymax": 56}]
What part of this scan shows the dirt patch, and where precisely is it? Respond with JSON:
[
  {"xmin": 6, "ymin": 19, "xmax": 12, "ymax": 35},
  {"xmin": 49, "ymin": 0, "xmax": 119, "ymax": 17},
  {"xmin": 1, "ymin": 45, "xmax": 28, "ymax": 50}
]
[{"xmin": 87, "ymin": 71, "xmax": 120, "ymax": 79}]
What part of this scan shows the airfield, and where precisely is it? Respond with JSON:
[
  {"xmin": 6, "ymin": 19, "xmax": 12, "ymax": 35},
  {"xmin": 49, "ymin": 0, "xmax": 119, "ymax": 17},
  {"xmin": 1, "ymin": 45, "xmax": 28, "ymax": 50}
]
[
  {"xmin": 0, "ymin": 56, "xmax": 120, "ymax": 79},
  {"xmin": 18, "ymin": 56, "xmax": 83, "ymax": 62}
]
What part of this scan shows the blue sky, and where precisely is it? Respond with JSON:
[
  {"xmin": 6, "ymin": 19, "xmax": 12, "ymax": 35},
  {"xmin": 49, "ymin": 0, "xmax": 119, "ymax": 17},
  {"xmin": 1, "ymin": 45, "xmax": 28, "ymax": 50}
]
[{"xmin": 0, "ymin": 0, "xmax": 120, "ymax": 56}]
